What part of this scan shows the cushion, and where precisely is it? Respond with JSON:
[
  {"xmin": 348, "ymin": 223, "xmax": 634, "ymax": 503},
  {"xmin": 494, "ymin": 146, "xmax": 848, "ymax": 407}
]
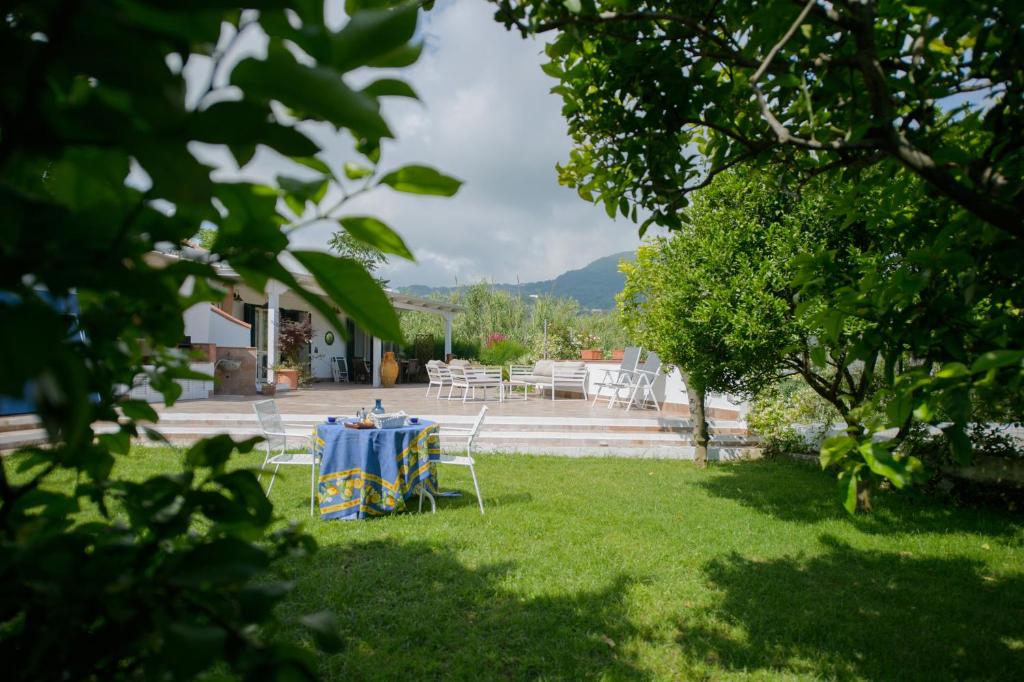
[
  {"xmin": 554, "ymin": 361, "xmax": 585, "ymax": 371},
  {"xmin": 533, "ymin": 359, "xmax": 554, "ymax": 376},
  {"xmin": 448, "ymin": 358, "xmax": 470, "ymax": 367}
]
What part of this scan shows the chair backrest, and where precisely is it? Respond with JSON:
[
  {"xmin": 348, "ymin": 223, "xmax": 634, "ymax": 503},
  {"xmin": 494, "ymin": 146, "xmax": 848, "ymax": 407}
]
[
  {"xmin": 637, "ymin": 351, "xmax": 661, "ymax": 375},
  {"xmin": 469, "ymin": 405, "xmax": 488, "ymax": 440},
  {"xmin": 448, "ymin": 365, "xmax": 467, "ymax": 382},
  {"xmin": 253, "ymin": 399, "xmax": 285, "ymax": 450},
  {"xmin": 553, "ymin": 361, "xmax": 588, "ymax": 382},
  {"xmin": 426, "ymin": 362, "xmax": 440, "ymax": 381},
  {"xmin": 333, "ymin": 356, "xmax": 348, "ymax": 374},
  {"xmin": 469, "ymin": 366, "xmax": 501, "ymax": 382},
  {"xmin": 620, "ymin": 346, "xmax": 642, "ymax": 372}
]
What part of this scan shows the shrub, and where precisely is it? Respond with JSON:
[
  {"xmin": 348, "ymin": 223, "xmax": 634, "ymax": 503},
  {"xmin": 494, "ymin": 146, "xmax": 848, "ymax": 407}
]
[{"xmin": 748, "ymin": 378, "xmax": 843, "ymax": 457}]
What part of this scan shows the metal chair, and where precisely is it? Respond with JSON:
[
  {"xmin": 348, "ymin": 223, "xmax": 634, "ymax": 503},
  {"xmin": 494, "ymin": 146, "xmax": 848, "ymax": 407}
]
[
  {"xmin": 331, "ymin": 356, "xmax": 349, "ymax": 383},
  {"xmin": 619, "ymin": 351, "xmax": 663, "ymax": 412},
  {"xmin": 252, "ymin": 399, "xmax": 319, "ymax": 515},
  {"xmin": 425, "ymin": 361, "xmax": 453, "ymax": 398},
  {"xmin": 422, "ymin": 405, "xmax": 487, "ymax": 514},
  {"xmin": 591, "ymin": 346, "xmax": 642, "ymax": 406}
]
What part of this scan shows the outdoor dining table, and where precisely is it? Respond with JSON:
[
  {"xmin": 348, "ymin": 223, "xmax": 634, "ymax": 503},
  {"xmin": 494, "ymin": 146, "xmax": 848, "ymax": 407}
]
[{"xmin": 314, "ymin": 419, "xmax": 441, "ymax": 520}]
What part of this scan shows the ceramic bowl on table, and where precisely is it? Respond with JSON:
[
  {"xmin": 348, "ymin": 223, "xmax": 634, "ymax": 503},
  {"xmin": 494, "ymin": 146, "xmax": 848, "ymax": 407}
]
[
  {"xmin": 326, "ymin": 416, "xmax": 337, "ymax": 424},
  {"xmin": 408, "ymin": 417, "xmax": 420, "ymax": 425}
]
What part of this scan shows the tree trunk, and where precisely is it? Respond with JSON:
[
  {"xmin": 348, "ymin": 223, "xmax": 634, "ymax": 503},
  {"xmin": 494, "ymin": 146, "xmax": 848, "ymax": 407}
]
[{"xmin": 689, "ymin": 381, "xmax": 709, "ymax": 469}]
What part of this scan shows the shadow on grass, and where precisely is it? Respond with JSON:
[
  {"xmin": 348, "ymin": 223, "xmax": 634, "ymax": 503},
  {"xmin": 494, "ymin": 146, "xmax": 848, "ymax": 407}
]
[
  {"xmin": 280, "ymin": 540, "xmax": 643, "ymax": 679},
  {"xmin": 675, "ymin": 535, "xmax": 1024, "ymax": 680},
  {"xmin": 696, "ymin": 460, "xmax": 1023, "ymax": 539}
]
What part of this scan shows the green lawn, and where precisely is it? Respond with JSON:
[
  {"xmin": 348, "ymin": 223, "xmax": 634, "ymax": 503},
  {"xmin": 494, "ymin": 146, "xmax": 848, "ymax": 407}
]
[{"xmin": 33, "ymin": 449, "xmax": 1024, "ymax": 679}]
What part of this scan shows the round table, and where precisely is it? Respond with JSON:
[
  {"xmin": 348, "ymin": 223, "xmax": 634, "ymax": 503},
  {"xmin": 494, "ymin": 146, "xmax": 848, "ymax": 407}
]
[{"xmin": 314, "ymin": 420, "xmax": 440, "ymax": 520}]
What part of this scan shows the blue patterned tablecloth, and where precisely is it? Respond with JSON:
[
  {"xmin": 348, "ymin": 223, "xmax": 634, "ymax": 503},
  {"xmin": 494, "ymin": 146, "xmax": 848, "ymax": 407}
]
[{"xmin": 314, "ymin": 420, "xmax": 440, "ymax": 520}]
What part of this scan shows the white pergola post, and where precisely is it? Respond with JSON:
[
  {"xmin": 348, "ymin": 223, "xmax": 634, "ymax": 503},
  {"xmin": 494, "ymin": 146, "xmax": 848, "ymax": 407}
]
[
  {"xmin": 266, "ymin": 282, "xmax": 285, "ymax": 385},
  {"xmin": 371, "ymin": 335, "xmax": 382, "ymax": 388},
  {"xmin": 444, "ymin": 314, "xmax": 453, "ymax": 359}
]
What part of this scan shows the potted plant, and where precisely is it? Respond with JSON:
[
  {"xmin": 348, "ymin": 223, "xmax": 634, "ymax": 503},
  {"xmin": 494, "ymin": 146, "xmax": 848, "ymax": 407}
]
[
  {"xmin": 260, "ymin": 382, "xmax": 277, "ymax": 396},
  {"xmin": 612, "ymin": 348, "xmax": 625, "ymax": 361},
  {"xmin": 273, "ymin": 362, "xmax": 300, "ymax": 390},
  {"xmin": 577, "ymin": 332, "xmax": 602, "ymax": 360},
  {"xmin": 276, "ymin": 316, "xmax": 311, "ymax": 389}
]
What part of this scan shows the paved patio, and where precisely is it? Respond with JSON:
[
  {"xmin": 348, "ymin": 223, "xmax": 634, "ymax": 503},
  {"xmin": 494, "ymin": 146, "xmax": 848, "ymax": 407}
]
[{"xmin": 160, "ymin": 383, "xmax": 674, "ymax": 421}]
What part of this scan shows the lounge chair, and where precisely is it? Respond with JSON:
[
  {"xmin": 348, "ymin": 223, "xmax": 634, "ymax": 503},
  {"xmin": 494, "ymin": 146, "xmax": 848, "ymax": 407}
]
[{"xmin": 591, "ymin": 346, "xmax": 642, "ymax": 406}]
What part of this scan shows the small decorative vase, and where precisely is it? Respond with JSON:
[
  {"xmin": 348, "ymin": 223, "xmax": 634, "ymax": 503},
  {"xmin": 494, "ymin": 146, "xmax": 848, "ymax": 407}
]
[
  {"xmin": 380, "ymin": 351, "xmax": 399, "ymax": 387},
  {"xmin": 372, "ymin": 399, "xmax": 385, "ymax": 415}
]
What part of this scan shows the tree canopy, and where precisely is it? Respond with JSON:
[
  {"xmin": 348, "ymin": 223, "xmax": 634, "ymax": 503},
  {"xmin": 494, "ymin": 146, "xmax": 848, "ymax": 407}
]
[
  {"xmin": 0, "ymin": 0, "xmax": 459, "ymax": 677},
  {"xmin": 495, "ymin": 0, "xmax": 1024, "ymax": 508}
]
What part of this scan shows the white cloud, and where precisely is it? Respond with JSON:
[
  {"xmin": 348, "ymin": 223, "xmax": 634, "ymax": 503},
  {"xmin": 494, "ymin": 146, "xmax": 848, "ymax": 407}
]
[{"xmin": 283, "ymin": 0, "xmax": 644, "ymax": 286}]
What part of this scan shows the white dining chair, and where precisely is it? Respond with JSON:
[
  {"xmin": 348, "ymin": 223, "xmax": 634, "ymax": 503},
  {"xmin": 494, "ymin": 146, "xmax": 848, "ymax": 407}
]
[
  {"xmin": 421, "ymin": 406, "xmax": 488, "ymax": 514},
  {"xmin": 253, "ymin": 399, "xmax": 320, "ymax": 515}
]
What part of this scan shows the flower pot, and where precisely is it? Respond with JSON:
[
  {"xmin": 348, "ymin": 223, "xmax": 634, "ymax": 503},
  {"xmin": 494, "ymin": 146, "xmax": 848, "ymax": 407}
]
[
  {"xmin": 275, "ymin": 368, "xmax": 299, "ymax": 390},
  {"xmin": 380, "ymin": 351, "xmax": 399, "ymax": 387},
  {"xmin": 580, "ymin": 349, "xmax": 603, "ymax": 361},
  {"xmin": 612, "ymin": 349, "xmax": 625, "ymax": 361},
  {"xmin": 261, "ymin": 383, "xmax": 277, "ymax": 396}
]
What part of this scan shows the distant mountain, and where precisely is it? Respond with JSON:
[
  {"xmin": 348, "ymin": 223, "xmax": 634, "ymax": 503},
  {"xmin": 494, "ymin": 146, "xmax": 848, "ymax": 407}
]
[{"xmin": 400, "ymin": 251, "xmax": 635, "ymax": 310}]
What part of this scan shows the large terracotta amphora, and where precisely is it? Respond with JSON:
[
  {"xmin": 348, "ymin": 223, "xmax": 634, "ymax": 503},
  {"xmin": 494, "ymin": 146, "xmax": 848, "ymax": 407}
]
[{"xmin": 380, "ymin": 351, "xmax": 399, "ymax": 387}]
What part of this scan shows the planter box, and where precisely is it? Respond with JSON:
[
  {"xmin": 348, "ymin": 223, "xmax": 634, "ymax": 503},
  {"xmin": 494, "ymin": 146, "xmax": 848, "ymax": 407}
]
[
  {"xmin": 275, "ymin": 368, "xmax": 299, "ymax": 390},
  {"xmin": 580, "ymin": 349, "xmax": 603, "ymax": 360},
  {"xmin": 611, "ymin": 349, "xmax": 625, "ymax": 361}
]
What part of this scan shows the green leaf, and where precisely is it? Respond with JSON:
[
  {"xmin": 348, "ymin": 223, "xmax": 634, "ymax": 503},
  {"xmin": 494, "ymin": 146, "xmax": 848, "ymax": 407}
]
[
  {"xmin": 362, "ymin": 77, "xmax": 419, "ymax": 100},
  {"xmin": 343, "ymin": 162, "xmax": 374, "ymax": 180},
  {"xmin": 366, "ymin": 41, "xmax": 423, "ymax": 68},
  {"xmin": 331, "ymin": 3, "xmax": 419, "ymax": 73},
  {"xmin": 970, "ymin": 350, "xmax": 1024, "ymax": 373},
  {"xmin": 120, "ymin": 399, "xmax": 159, "ymax": 423},
  {"xmin": 858, "ymin": 441, "xmax": 911, "ymax": 488},
  {"xmin": 885, "ymin": 389, "xmax": 912, "ymax": 426},
  {"xmin": 277, "ymin": 175, "xmax": 329, "ymax": 204},
  {"xmin": 292, "ymin": 251, "xmax": 403, "ymax": 341},
  {"xmin": 563, "ymin": 0, "xmax": 582, "ymax": 13},
  {"xmin": 839, "ymin": 470, "xmax": 858, "ymax": 515},
  {"xmin": 943, "ymin": 424, "xmax": 973, "ymax": 466},
  {"xmin": 293, "ymin": 156, "xmax": 332, "ymax": 175},
  {"xmin": 339, "ymin": 216, "xmax": 414, "ymax": 260},
  {"xmin": 232, "ymin": 44, "xmax": 390, "ymax": 140},
  {"xmin": 299, "ymin": 611, "xmax": 345, "ymax": 653},
  {"xmin": 935, "ymin": 362, "xmax": 970, "ymax": 379},
  {"xmin": 819, "ymin": 435, "xmax": 856, "ymax": 468},
  {"xmin": 379, "ymin": 165, "xmax": 462, "ymax": 196}
]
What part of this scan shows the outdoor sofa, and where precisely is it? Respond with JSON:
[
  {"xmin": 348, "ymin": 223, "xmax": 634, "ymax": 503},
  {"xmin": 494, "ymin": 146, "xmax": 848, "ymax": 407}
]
[{"xmin": 507, "ymin": 360, "xmax": 589, "ymax": 400}]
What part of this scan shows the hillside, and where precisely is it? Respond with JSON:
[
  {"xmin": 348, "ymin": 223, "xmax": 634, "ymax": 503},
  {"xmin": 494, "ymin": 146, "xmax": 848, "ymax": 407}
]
[{"xmin": 400, "ymin": 251, "xmax": 634, "ymax": 310}]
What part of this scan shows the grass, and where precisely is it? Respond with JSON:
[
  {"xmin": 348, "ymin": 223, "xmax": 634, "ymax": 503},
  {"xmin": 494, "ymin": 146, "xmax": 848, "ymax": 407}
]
[{"xmin": 21, "ymin": 448, "xmax": 1024, "ymax": 679}]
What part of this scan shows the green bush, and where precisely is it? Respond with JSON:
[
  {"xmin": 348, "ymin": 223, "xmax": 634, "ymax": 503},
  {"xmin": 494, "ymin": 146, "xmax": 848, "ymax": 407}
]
[
  {"xmin": 748, "ymin": 378, "xmax": 843, "ymax": 457},
  {"xmin": 479, "ymin": 339, "xmax": 529, "ymax": 368}
]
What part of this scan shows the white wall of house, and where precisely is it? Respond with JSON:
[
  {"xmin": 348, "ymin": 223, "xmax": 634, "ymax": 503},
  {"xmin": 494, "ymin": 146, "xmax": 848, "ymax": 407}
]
[
  {"xmin": 182, "ymin": 302, "xmax": 211, "ymax": 343},
  {"xmin": 209, "ymin": 309, "xmax": 250, "ymax": 347},
  {"xmin": 309, "ymin": 308, "xmax": 345, "ymax": 379},
  {"xmin": 182, "ymin": 303, "xmax": 250, "ymax": 347}
]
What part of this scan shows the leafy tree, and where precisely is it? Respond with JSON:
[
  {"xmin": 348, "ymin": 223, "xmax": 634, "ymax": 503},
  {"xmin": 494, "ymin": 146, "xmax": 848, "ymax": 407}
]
[
  {"xmin": 494, "ymin": 0, "xmax": 1023, "ymax": 504},
  {"xmin": 620, "ymin": 169, "xmax": 930, "ymax": 503},
  {"xmin": 0, "ymin": 0, "xmax": 459, "ymax": 677},
  {"xmin": 329, "ymin": 229, "xmax": 389, "ymax": 283}
]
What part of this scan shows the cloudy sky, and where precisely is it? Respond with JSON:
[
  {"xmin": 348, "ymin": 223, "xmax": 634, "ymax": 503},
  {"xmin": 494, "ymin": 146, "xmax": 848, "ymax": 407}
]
[{"xmin": 284, "ymin": 1, "xmax": 642, "ymax": 287}]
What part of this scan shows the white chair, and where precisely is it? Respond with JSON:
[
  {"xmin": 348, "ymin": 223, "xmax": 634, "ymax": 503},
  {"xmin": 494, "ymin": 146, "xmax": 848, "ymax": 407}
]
[
  {"xmin": 331, "ymin": 356, "xmax": 349, "ymax": 383},
  {"xmin": 617, "ymin": 352, "xmax": 663, "ymax": 412},
  {"xmin": 422, "ymin": 405, "xmax": 487, "ymax": 514},
  {"xmin": 591, "ymin": 346, "xmax": 642, "ymax": 406},
  {"xmin": 252, "ymin": 399, "xmax": 320, "ymax": 515},
  {"xmin": 425, "ymin": 361, "xmax": 452, "ymax": 399},
  {"xmin": 459, "ymin": 365, "xmax": 504, "ymax": 402}
]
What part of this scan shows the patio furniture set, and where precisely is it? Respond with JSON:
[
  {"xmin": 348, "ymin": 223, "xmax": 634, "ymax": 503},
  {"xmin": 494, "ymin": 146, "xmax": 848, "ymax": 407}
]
[
  {"xmin": 423, "ymin": 347, "xmax": 663, "ymax": 411},
  {"xmin": 253, "ymin": 399, "xmax": 489, "ymax": 519}
]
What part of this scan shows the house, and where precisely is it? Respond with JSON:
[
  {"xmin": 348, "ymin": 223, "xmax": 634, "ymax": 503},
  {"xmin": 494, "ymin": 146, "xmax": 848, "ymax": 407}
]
[{"xmin": 148, "ymin": 245, "xmax": 460, "ymax": 394}]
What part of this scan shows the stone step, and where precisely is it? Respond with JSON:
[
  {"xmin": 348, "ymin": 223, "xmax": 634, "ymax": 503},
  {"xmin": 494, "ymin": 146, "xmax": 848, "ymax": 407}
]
[{"xmin": 0, "ymin": 414, "xmax": 41, "ymax": 433}]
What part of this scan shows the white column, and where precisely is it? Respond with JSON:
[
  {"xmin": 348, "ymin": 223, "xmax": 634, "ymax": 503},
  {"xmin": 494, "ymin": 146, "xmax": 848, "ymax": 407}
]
[
  {"xmin": 372, "ymin": 335, "xmax": 382, "ymax": 388},
  {"xmin": 266, "ymin": 282, "xmax": 285, "ymax": 385},
  {"xmin": 444, "ymin": 314, "xmax": 453, "ymax": 359}
]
